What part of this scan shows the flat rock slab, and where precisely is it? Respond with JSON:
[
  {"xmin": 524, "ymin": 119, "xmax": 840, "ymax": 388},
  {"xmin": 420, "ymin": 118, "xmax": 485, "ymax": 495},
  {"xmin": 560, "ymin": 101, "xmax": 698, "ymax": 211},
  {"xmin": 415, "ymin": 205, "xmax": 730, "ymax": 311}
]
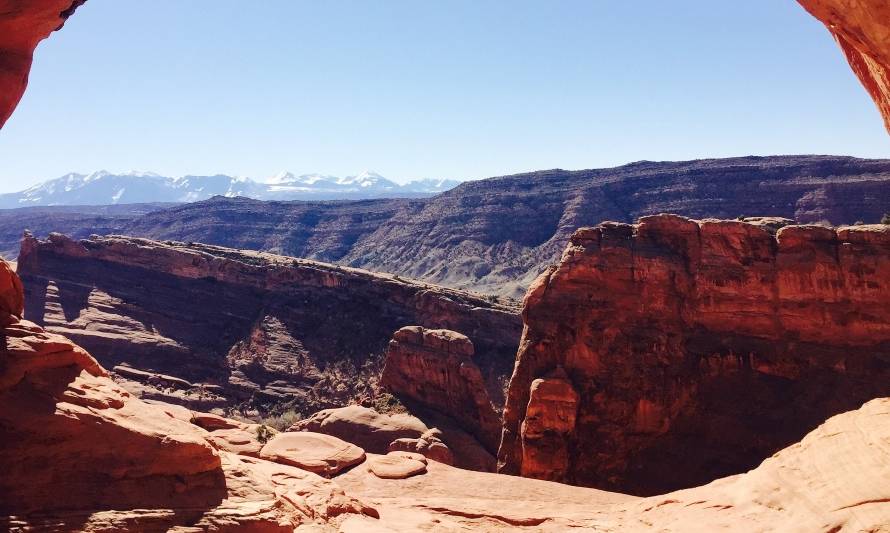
[
  {"xmin": 368, "ymin": 454, "xmax": 428, "ymax": 479},
  {"xmin": 259, "ymin": 432, "xmax": 366, "ymax": 477},
  {"xmin": 387, "ymin": 450, "xmax": 428, "ymax": 465}
]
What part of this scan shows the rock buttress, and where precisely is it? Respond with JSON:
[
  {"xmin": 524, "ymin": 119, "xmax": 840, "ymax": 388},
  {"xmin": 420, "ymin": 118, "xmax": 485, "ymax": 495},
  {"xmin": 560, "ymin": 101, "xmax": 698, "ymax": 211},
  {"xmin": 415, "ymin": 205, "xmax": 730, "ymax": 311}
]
[{"xmin": 498, "ymin": 214, "xmax": 890, "ymax": 495}]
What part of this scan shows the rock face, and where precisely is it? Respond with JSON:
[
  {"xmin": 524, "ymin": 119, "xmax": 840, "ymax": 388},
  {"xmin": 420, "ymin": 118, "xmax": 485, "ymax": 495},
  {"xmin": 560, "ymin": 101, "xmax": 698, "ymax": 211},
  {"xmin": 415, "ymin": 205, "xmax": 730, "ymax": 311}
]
[
  {"xmin": 0, "ymin": 259, "xmax": 377, "ymax": 530},
  {"xmin": 0, "ymin": 0, "xmax": 86, "ymax": 128},
  {"xmin": 17, "ymin": 233, "xmax": 521, "ymax": 416},
  {"xmin": 498, "ymin": 214, "xmax": 890, "ymax": 495},
  {"xmin": 382, "ymin": 326, "xmax": 501, "ymax": 453},
  {"xmin": 798, "ymin": 0, "xmax": 890, "ymax": 133}
]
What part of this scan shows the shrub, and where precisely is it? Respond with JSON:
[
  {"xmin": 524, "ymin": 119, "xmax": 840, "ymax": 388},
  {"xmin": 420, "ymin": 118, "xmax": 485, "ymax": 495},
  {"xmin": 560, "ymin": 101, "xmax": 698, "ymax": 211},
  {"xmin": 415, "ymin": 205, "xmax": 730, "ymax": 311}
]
[
  {"xmin": 373, "ymin": 392, "xmax": 407, "ymax": 415},
  {"xmin": 256, "ymin": 424, "xmax": 274, "ymax": 444},
  {"xmin": 259, "ymin": 409, "xmax": 301, "ymax": 431}
]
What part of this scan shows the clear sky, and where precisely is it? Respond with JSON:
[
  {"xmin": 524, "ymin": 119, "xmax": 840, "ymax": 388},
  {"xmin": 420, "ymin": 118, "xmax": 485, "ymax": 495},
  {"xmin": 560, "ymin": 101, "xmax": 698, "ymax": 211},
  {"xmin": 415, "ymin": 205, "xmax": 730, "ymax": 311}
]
[{"xmin": 0, "ymin": 0, "xmax": 888, "ymax": 192}]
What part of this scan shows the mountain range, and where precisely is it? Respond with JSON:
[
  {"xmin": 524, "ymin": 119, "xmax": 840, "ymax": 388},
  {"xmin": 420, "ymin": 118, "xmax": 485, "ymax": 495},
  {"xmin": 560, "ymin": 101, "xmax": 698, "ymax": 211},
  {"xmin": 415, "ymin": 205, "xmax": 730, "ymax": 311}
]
[
  {"xmin": 0, "ymin": 170, "xmax": 461, "ymax": 208},
  {"xmin": 4, "ymin": 155, "xmax": 889, "ymax": 297}
]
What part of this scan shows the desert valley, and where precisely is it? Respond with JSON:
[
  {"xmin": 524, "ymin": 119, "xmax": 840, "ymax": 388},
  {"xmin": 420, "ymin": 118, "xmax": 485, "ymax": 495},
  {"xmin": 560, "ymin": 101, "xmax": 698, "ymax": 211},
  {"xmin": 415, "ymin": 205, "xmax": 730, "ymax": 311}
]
[{"xmin": 1, "ymin": 1, "xmax": 890, "ymax": 531}]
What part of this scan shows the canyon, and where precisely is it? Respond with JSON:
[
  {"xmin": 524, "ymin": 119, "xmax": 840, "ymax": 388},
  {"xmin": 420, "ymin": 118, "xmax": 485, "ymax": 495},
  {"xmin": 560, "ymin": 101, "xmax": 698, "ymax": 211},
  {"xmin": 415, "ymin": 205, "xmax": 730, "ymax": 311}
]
[
  {"xmin": 16, "ymin": 232, "xmax": 520, "ymax": 420},
  {"xmin": 2, "ymin": 259, "xmax": 890, "ymax": 530},
  {"xmin": 4, "ymin": 155, "xmax": 890, "ymax": 298},
  {"xmin": 498, "ymin": 215, "xmax": 890, "ymax": 494},
  {"xmin": 3, "ymin": 0, "xmax": 890, "ymax": 531}
]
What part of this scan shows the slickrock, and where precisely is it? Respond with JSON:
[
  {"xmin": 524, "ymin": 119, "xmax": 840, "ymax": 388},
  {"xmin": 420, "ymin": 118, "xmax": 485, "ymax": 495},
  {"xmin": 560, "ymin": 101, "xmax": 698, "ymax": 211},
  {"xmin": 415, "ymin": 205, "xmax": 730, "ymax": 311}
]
[
  {"xmin": 0, "ymin": 0, "xmax": 86, "ymax": 128},
  {"xmin": 599, "ymin": 398, "xmax": 890, "ymax": 532},
  {"xmin": 17, "ymin": 233, "xmax": 521, "ymax": 416},
  {"xmin": 0, "ymin": 259, "xmax": 377, "ymax": 530},
  {"xmin": 382, "ymin": 326, "xmax": 501, "ymax": 453},
  {"xmin": 259, "ymin": 432, "xmax": 367, "ymax": 477},
  {"xmin": 499, "ymin": 215, "xmax": 890, "ymax": 494},
  {"xmin": 798, "ymin": 0, "xmax": 890, "ymax": 133},
  {"xmin": 290, "ymin": 404, "xmax": 429, "ymax": 453}
]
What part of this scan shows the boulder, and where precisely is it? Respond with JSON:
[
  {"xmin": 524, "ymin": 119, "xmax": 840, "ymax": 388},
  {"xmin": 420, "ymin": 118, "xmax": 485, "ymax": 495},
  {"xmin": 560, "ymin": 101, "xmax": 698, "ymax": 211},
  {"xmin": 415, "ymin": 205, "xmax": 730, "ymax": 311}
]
[
  {"xmin": 290, "ymin": 404, "xmax": 428, "ymax": 453},
  {"xmin": 259, "ymin": 432, "xmax": 366, "ymax": 477},
  {"xmin": 368, "ymin": 454, "xmax": 428, "ymax": 479}
]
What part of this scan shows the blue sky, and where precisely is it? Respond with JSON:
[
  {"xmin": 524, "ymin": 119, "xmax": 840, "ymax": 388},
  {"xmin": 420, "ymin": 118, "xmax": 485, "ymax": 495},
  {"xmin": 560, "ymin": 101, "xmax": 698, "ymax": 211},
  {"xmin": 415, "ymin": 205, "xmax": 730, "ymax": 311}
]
[{"xmin": 0, "ymin": 0, "xmax": 887, "ymax": 192}]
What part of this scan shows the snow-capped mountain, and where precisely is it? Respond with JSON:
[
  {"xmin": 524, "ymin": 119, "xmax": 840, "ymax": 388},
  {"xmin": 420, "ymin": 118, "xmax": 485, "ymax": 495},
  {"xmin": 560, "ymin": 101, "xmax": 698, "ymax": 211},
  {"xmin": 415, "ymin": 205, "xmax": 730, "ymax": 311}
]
[{"xmin": 0, "ymin": 170, "xmax": 460, "ymax": 208}]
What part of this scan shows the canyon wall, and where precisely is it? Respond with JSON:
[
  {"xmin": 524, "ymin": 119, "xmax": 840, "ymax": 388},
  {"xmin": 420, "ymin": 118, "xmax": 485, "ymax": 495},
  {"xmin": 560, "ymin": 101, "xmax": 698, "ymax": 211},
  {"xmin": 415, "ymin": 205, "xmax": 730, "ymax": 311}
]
[
  {"xmin": 16, "ymin": 233, "xmax": 521, "ymax": 416},
  {"xmin": 498, "ymin": 214, "xmax": 890, "ymax": 495},
  {"xmin": 798, "ymin": 0, "xmax": 890, "ymax": 133}
]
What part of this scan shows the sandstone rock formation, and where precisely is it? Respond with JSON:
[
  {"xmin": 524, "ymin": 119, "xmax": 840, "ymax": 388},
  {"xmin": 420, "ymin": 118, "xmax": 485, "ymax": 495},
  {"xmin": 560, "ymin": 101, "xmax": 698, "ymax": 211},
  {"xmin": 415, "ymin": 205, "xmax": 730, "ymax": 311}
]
[
  {"xmin": 499, "ymin": 215, "xmax": 890, "ymax": 494},
  {"xmin": 0, "ymin": 0, "xmax": 85, "ymax": 128},
  {"xmin": 340, "ymin": 399, "xmax": 890, "ymax": 530},
  {"xmin": 382, "ymin": 326, "xmax": 501, "ymax": 453},
  {"xmin": 388, "ymin": 428, "xmax": 456, "ymax": 466},
  {"xmin": 367, "ymin": 453, "xmax": 428, "ymax": 480},
  {"xmin": 0, "ymin": 258, "xmax": 377, "ymax": 530},
  {"xmin": 798, "ymin": 0, "xmax": 890, "ymax": 133},
  {"xmin": 259, "ymin": 432, "xmax": 367, "ymax": 477},
  {"xmin": 17, "ymin": 233, "xmax": 520, "ymax": 415},
  {"xmin": 290, "ymin": 404, "xmax": 429, "ymax": 453}
]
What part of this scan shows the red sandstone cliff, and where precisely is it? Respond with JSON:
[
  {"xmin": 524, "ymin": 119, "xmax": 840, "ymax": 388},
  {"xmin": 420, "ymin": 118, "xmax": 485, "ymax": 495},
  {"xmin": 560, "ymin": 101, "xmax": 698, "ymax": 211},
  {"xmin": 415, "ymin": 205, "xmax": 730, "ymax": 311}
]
[
  {"xmin": 798, "ymin": 0, "xmax": 890, "ymax": 133},
  {"xmin": 498, "ymin": 215, "xmax": 890, "ymax": 494}
]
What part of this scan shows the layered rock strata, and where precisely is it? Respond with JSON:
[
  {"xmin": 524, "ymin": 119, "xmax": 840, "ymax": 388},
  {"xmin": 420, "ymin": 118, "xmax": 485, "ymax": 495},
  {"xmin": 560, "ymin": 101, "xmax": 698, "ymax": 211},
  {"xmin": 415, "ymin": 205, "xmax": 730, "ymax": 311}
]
[
  {"xmin": 499, "ymin": 214, "xmax": 890, "ymax": 494},
  {"xmin": 16, "ymin": 233, "xmax": 521, "ymax": 416},
  {"xmin": 0, "ymin": 259, "xmax": 377, "ymax": 530},
  {"xmin": 382, "ymin": 326, "xmax": 502, "ymax": 453}
]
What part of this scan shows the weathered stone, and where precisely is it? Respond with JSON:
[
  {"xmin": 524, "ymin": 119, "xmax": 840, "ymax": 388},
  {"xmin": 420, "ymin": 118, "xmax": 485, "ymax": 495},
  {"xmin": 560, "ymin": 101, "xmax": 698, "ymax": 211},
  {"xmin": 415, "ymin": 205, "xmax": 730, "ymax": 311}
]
[
  {"xmin": 798, "ymin": 0, "xmax": 890, "ymax": 133},
  {"xmin": 499, "ymin": 215, "xmax": 890, "ymax": 494},
  {"xmin": 382, "ymin": 326, "xmax": 501, "ymax": 453},
  {"xmin": 368, "ymin": 454, "xmax": 428, "ymax": 479},
  {"xmin": 259, "ymin": 432, "xmax": 366, "ymax": 477}
]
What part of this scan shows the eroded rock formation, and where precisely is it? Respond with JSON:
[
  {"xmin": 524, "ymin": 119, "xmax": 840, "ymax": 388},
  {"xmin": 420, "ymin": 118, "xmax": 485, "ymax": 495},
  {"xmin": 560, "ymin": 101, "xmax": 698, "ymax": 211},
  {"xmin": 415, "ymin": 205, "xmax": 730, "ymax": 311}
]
[
  {"xmin": 0, "ymin": 259, "xmax": 378, "ymax": 530},
  {"xmin": 498, "ymin": 215, "xmax": 890, "ymax": 494},
  {"xmin": 798, "ymin": 0, "xmax": 890, "ymax": 133},
  {"xmin": 0, "ymin": 0, "xmax": 86, "ymax": 128},
  {"xmin": 16, "ymin": 233, "xmax": 521, "ymax": 416},
  {"xmin": 382, "ymin": 326, "xmax": 501, "ymax": 453}
]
